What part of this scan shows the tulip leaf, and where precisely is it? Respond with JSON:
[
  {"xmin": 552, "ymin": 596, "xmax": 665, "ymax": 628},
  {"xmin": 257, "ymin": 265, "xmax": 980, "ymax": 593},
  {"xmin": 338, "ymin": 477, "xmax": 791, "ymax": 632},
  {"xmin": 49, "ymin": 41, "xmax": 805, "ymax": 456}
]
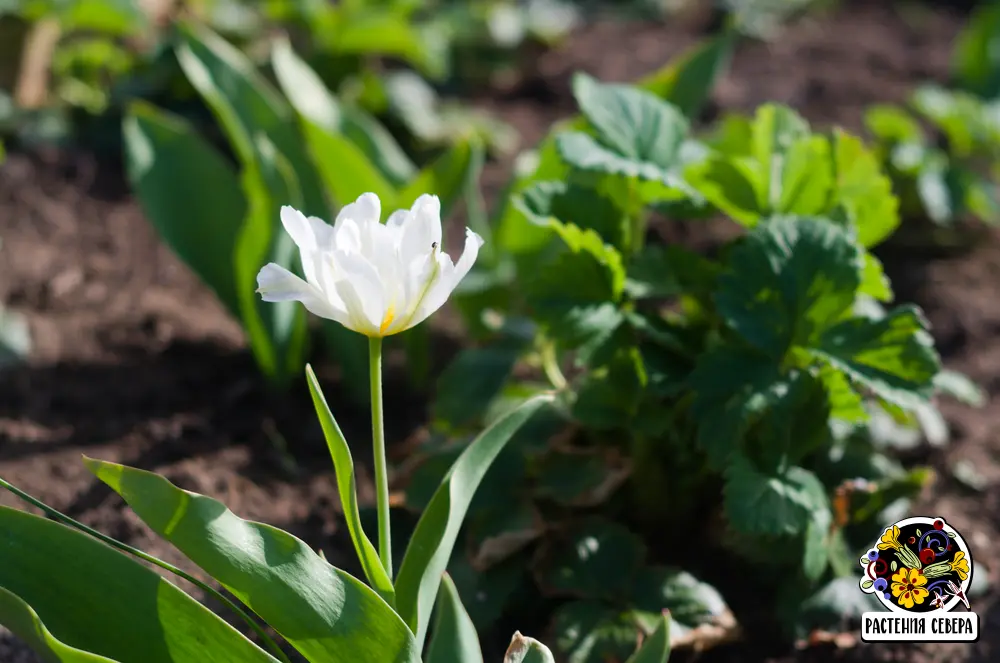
[
  {"xmin": 0, "ymin": 586, "xmax": 119, "ymax": 662},
  {"xmin": 504, "ymin": 633, "xmax": 557, "ymax": 663},
  {"xmin": 397, "ymin": 138, "xmax": 482, "ymax": 223},
  {"xmin": 175, "ymin": 22, "xmax": 329, "ymax": 219},
  {"xmin": 424, "ymin": 573, "xmax": 484, "ymax": 663},
  {"xmin": 270, "ymin": 37, "xmax": 415, "ymax": 188},
  {"xmin": 84, "ymin": 458, "xmax": 421, "ymax": 663},
  {"xmin": 122, "ymin": 101, "xmax": 246, "ymax": 319},
  {"xmin": 304, "ymin": 364, "xmax": 395, "ymax": 603},
  {"xmin": 625, "ymin": 613, "xmax": 671, "ymax": 663},
  {"xmin": 234, "ymin": 135, "xmax": 309, "ymax": 387},
  {"xmin": 301, "ymin": 117, "xmax": 398, "ymax": 210},
  {"xmin": 0, "ymin": 506, "xmax": 277, "ymax": 663},
  {"xmin": 270, "ymin": 36, "xmax": 342, "ymax": 132},
  {"xmin": 394, "ymin": 393, "xmax": 555, "ymax": 648}
]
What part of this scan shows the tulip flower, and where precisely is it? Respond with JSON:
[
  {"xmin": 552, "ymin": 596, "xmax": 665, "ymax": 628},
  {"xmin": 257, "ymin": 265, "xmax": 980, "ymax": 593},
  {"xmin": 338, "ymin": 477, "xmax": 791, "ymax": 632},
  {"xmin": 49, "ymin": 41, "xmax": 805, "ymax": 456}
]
[
  {"xmin": 256, "ymin": 192, "xmax": 483, "ymax": 338},
  {"xmin": 256, "ymin": 192, "xmax": 484, "ymax": 578}
]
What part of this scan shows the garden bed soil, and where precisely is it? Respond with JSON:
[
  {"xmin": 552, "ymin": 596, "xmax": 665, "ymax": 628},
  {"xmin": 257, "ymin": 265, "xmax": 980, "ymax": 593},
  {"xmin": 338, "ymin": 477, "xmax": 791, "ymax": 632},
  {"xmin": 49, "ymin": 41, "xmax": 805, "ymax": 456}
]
[{"xmin": 1, "ymin": 2, "xmax": 998, "ymax": 662}]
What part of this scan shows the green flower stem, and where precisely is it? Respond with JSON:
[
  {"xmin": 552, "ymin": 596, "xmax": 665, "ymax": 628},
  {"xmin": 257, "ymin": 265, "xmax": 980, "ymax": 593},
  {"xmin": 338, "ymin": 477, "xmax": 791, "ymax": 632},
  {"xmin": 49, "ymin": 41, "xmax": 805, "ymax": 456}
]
[
  {"xmin": 0, "ymin": 475, "xmax": 292, "ymax": 663},
  {"xmin": 369, "ymin": 336, "xmax": 392, "ymax": 580}
]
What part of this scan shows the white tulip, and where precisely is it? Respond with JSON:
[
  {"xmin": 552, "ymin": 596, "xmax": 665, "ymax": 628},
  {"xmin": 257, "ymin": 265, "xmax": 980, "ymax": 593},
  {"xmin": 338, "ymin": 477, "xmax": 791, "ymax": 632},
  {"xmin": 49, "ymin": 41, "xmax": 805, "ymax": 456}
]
[{"xmin": 256, "ymin": 192, "xmax": 484, "ymax": 337}]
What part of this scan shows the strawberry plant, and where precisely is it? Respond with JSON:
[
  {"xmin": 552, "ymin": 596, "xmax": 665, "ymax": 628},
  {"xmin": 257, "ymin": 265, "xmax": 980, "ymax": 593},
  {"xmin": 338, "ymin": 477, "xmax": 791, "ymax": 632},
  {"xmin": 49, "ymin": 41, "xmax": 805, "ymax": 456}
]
[
  {"xmin": 863, "ymin": 2, "xmax": 1000, "ymax": 239},
  {"xmin": 409, "ymin": 69, "xmax": 983, "ymax": 657}
]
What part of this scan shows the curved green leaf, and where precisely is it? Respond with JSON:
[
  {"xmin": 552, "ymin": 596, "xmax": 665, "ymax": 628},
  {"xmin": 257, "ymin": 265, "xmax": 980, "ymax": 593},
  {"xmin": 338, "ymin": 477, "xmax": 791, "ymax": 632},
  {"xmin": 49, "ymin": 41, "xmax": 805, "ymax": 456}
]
[
  {"xmin": 394, "ymin": 393, "xmax": 555, "ymax": 648},
  {"xmin": 0, "ymin": 506, "xmax": 276, "ymax": 663},
  {"xmin": 301, "ymin": 118, "xmax": 397, "ymax": 209},
  {"xmin": 0, "ymin": 586, "xmax": 118, "ymax": 662},
  {"xmin": 84, "ymin": 459, "xmax": 421, "ymax": 663},
  {"xmin": 122, "ymin": 101, "xmax": 246, "ymax": 319},
  {"xmin": 175, "ymin": 22, "xmax": 328, "ymax": 218},
  {"xmin": 304, "ymin": 364, "xmax": 394, "ymax": 602},
  {"xmin": 270, "ymin": 36, "xmax": 342, "ymax": 133},
  {"xmin": 715, "ymin": 216, "xmax": 863, "ymax": 358},
  {"xmin": 626, "ymin": 612, "xmax": 671, "ymax": 663},
  {"xmin": 397, "ymin": 138, "xmax": 480, "ymax": 223},
  {"xmin": 424, "ymin": 573, "xmax": 483, "ymax": 663},
  {"xmin": 234, "ymin": 135, "xmax": 309, "ymax": 386}
]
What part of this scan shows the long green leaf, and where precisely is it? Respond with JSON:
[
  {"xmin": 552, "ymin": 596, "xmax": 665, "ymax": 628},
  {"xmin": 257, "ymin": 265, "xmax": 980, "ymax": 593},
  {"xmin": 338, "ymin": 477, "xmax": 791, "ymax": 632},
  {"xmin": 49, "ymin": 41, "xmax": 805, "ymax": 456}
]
[
  {"xmin": 301, "ymin": 117, "xmax": 397, "ymax": 209},
  {"xmin": 424, "ymin": 573, "xmax": 484, "ymax": 663},
  {"xmin": 0, "ymin": 506, "xmax": 277, "ymax": 663},
  {"xmin": 626, "ymin": 613, "xmax": 671, "ymax": 663},
  {"xmin": 397, "ymin": 138, "xmax": 480, "ymax": 220},
  {"xmin": 175, "ymin": 22, "xmax": 329, "ymax": 218},
  {"xmin": 0, "ymin": 586, "xmax": 118, "ymax": 662},
  {"xmin": 84, "ymin": 458, "xmax": 422, "ymax": 663},
  {"xmin": 234, "ymin": 135, "xmax": 309, "ymax": 386},
  {"xmin": 269, "ymin": 37, "xmax": 416, "ymax": 187},
  {"xmin": 304, "ymin": 364, "xmax": 395, "ymax": 602},
  {"xmin": 122, "ymin": 101, "xmax": 246, "ymax": 319},
  {"xmin": 394, "ymin": 393, "xmax": 555, "ymax": 647}
]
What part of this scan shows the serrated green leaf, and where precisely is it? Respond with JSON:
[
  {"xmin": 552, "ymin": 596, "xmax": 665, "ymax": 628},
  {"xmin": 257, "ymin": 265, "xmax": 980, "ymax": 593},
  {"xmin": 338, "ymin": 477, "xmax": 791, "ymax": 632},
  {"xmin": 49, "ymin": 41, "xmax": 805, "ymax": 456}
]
[
  {"xmin": 571, "ymin": 347, "xmax": 646, "ymax": 430},
  {"xmin": 778, "ymin": 135, "xmax": 833, "ymax": 215},
  {"xmin": 572, "ymin": 72, "xmax": 688, "ymax": 169},
  {"xmin": 803, "ymin": 507, "xmax": 833, "ymax": 582},
  {"xmin": 864, "ymin": 105, "xmax": 924, "ymax": 145},
  {"xmin": 811, "ymin": 304, "xmax": 940, "ymax": 409},
  {"xmin": 84, "ymin": 459, "xmax": 420, "ymax": 663},
  {"xmin": 515, "ymin": 180, "xmax": 628, "ymax": 250},
  {"xmin": 755, "ymin": 370, "xmax": 832, "ymax": 468},
  {"xmin": 394, "ymin": 394, "xmax": 555, "ymax": 649},
  {"xmin": 723, "ymin": 454, "xmax": 826, "ymax": 536},
  {"xmin": 537, "ymin": 519, "xmax": 646, "ymax": 599},
  {"xmin": 832, "ymin": 129, "xmax": 900, "ymax": 248},
  {"xmin": 0, "ymin": 507, "xmax": 278, "ymax": 663},
  {"xmin": 934, "ymin": 369, "xmax": 985, "ymax": 407},
  {"xmin": 859, "ymin": 251, "xmax": 893, "ymax": 302},
  {"xmin": 630, "ymin": 567, "xmax": 728, "ymax": 631},
  {"xmin": 551, "ymin": 602, "xmax": 640, "ymax": 663},
  {"xmin": 753, "ymin": 105, "xmax": 811, "ymax": 210},
  {"xmin": 425, "ymin": 573, "xmax": 484, "ymax": 663},
  {"xmin": 684, "ymin": 156, "xmax": 762, "ymax": 225},
  {"xmin": 715, "ymin": 217, "xmax": 863, "ymax": 358},
  {"xmin": 433, "ymin": 342, "xmax": 525, "ymax": 429},
  {"xmin": 529, "ymin": 220, "xmax": 627, "ymax": 311},
  {"xmin": 687, "ymin": 347, "xmax": 782, "ymax": 468}
]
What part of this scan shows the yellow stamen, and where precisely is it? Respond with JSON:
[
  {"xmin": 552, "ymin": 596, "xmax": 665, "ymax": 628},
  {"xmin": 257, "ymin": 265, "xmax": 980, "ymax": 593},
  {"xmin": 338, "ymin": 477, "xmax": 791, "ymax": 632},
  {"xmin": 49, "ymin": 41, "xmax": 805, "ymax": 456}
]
[{"xmin": 379, "ymin": 306, "xmax": 396, "ymax": 335}]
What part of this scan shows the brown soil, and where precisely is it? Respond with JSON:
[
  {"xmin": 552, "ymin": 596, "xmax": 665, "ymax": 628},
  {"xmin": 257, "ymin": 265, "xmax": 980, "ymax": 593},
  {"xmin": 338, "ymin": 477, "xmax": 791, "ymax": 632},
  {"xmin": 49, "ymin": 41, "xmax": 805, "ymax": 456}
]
[{"xmin": 1, "ymin": 2, "xmax": 998, "ymax": 663}]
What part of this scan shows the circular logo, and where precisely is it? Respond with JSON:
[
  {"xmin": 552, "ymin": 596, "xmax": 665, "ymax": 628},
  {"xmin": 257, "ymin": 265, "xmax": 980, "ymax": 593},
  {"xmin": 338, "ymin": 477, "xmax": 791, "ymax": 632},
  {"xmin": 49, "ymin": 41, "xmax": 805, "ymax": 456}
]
[{"xmin": 859, "ymin": 516, "xmax": 973, "ymax": 613}]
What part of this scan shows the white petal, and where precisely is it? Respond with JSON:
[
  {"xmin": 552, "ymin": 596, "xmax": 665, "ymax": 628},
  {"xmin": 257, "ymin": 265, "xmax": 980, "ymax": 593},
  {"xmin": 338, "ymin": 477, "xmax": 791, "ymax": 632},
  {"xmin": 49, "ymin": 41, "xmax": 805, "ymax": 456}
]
[
  {"xmin": 306, "ymin": 215, "xmax": 336, "ymax": 250},
  {"xmin": 334, "ymin": 217, "xmax": 362, "ymax": 254},
  {"xmin": 386, "ymin": 209, "xmax": 410, "ymax": 229},
  {"xmin": 256, "ymin": 263, "xmax": 345, "ymax": 322},
  {"xmin": 335, "ymin": 192, "xmax": 381, "ymax": 226},
  {"xmin": 405, "ymin": 228, "xmax": 484, "ymax": 331},
  {"xmin": 333, "ymin": 250, "xmax": 386, "ymax": 334},
  {"xmin": 280, "ymin": 206, "xmax": 317, "ymax": 252},
  {"xmin": 399, "ymin": 194, "xmax": 442, "ymax": 266}
]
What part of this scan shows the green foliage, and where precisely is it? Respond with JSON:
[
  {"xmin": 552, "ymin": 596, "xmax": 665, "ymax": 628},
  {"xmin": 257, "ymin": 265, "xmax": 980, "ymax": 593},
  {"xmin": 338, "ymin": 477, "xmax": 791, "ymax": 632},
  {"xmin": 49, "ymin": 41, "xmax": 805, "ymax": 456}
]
[
  {"xmin": 861, "ymin": 7, "xmax": 1000, "ymax": 233},
  {"xmin": 426, "ymin": 67, "xmax": 973, "ymax": 657},
  {"xmin": 0, "ymin": 366, "xmax": 559, "ymax": 663},
  {"xmin": 0, "ymin": 505, "xmax": 277, "ymax": 663}
]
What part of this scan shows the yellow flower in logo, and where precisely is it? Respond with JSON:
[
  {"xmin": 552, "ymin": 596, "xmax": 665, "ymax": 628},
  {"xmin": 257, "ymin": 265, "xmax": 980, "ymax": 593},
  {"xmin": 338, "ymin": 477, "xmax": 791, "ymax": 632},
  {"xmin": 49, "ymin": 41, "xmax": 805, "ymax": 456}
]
[
  {"xmin": 891, "ymin": 567, "xmax": 929, "ymax": 609},
  {"xmin": 878, "ymin": 525, "xmax": 902, "ymax": 551},
  {"xmin": 950, "ymin": 551, "xmax": 970, "ymax": 581}
]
